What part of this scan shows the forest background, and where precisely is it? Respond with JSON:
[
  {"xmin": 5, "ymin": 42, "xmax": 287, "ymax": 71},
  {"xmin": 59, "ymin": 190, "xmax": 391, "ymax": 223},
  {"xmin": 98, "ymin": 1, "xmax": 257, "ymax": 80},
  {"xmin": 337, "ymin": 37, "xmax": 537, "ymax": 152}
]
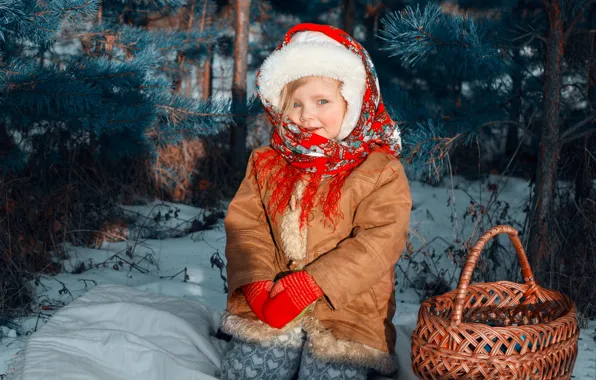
[{"xmin": 0, "ymin": 0, "xmax": 595, "ymax": 327}]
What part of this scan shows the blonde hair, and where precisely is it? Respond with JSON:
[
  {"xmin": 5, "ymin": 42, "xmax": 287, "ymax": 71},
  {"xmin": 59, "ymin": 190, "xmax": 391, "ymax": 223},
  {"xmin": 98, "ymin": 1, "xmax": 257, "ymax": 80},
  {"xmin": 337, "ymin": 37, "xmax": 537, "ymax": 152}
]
[
  {"xmin": 279, "ymin": 77, "xmax": 311, "ymax": 120},
  {"xmin": 278, "ymin": 76, "xmax": 345, "ymax": 122}
]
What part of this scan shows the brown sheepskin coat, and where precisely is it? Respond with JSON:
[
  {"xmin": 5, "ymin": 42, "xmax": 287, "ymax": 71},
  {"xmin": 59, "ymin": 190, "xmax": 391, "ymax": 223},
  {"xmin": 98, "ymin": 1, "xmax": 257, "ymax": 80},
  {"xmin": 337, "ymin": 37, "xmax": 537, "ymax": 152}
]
[{"xmin": 220, "ymin": 146, "xmax": 412, "ymax": 375}]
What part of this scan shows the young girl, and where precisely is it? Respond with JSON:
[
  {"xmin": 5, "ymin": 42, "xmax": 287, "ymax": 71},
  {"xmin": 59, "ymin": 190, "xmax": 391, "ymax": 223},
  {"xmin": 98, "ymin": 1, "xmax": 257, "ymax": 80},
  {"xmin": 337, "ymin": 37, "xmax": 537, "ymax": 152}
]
[{"xmin": 219, "ymin": 23, "xmax": 411, "ymax": 380}]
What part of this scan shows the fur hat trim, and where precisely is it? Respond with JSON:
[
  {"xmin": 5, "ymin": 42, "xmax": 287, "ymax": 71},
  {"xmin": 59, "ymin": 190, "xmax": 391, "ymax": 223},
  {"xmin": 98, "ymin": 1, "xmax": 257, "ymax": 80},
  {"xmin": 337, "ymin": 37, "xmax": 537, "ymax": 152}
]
[{"xmin": 258, "ymin": 31, "xmax": 366, "ymax": 141}]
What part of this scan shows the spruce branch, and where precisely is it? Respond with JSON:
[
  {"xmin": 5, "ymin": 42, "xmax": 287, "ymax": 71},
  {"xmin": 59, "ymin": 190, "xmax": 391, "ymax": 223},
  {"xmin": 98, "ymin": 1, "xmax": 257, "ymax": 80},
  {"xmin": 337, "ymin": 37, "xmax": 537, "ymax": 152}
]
[{"xmin": 378, "ymin": 3, "xmax": 503, "ymax": 76}]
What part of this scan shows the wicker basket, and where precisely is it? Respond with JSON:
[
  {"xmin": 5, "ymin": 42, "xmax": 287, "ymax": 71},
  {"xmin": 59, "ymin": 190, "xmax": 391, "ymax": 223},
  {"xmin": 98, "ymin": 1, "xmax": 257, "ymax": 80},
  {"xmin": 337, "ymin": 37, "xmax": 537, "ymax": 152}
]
[{"xmin": 411, "ymin": 225, "xmax": 579, "ymax": 379}]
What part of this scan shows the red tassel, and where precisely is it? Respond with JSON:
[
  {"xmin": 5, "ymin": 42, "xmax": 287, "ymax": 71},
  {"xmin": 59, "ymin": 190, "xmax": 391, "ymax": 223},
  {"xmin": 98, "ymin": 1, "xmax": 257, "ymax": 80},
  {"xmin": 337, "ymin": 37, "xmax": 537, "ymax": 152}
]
[
  {"xmin": 252, "ymin": 149, "xmax": 348, "ymax": 230},
  {"xmin": 252, "ymin": 147, "xmax": 396, "ymax": 231}
]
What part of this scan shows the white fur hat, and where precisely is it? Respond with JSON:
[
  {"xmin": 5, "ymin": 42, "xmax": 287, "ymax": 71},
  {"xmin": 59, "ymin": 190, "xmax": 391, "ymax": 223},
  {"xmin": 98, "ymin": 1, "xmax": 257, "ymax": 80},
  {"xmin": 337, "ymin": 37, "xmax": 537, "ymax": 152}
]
[{"xmin": 257, "ymin": 31, "xmax": 367, "ymax": 141}]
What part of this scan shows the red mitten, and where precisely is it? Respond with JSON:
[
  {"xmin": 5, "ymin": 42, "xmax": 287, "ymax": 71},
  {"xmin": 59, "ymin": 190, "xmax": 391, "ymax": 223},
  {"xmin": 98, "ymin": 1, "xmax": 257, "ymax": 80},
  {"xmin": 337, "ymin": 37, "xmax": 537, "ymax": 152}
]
[
  {"xmin": 263, "ymin": 271, "xmax": 324, "ymax": 329},
  {"xmin": 242, "ymin": 280, "xmax": 273, "ymax": 322}
]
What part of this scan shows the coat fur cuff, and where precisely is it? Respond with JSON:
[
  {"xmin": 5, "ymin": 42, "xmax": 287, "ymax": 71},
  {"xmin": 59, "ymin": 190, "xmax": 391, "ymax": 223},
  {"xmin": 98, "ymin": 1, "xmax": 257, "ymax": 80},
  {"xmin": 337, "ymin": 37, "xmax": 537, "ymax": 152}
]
[
  {"xmin": 219, "ymin": 311, "xmax": 304, "ymax": 348},
  {"xmin": 220, "ymin": 312, "xmax": 398, "ymax": 375},
  {"xmin": 302, "ymin": 317, "xmax": 398, "ymax": 375}
]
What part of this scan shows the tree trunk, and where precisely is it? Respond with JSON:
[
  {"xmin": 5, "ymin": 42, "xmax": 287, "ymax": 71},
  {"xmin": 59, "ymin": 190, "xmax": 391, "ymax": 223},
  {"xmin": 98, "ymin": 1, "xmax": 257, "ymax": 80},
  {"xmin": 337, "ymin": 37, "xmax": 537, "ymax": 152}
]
[
  {"xmin": 343, "ymin": 0, "xmax": 356, "ymax": 36},
  {"xmin": 230, "ymin": 0, "xmax": 250, "ymax": 173},
  {"xmin": 201, "ymin": 50, "xmax": 213, "ymax": 101},
  {"xmin": 173, "ymin": 51, "xmax": 186, "ymax": 93},
  {"xmin": 198, "ymin": 1, "xmax": 212, "ymax": 101},
  {"xmin": 528, "ymin": 0, "xmax": 565, "ymax": 285},
  {"xmin": 97, "ymin": 2, "xmax": 103, "ymax": 24},
  {"xmin": 575, "ymin": 5, "xmax": 596, "ymax": 204},
  {"xmin": 364, "ymin": 1, "xmax": 387, "ymax": 49}
]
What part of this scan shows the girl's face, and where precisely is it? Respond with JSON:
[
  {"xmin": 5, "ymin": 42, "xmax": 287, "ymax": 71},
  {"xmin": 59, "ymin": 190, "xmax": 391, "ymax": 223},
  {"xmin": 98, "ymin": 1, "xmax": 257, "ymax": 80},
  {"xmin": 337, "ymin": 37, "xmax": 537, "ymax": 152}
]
[{"xmin": 286, "ymin": 77, "xmax": 346, "ymax": 140}]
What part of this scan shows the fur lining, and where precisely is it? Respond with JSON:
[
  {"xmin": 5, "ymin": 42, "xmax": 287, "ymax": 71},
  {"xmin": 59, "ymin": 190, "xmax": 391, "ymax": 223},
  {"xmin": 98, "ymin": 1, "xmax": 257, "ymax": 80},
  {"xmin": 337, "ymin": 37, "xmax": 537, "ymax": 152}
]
[
  {"xmin": 302, "ymin": 317, "xmax": 398, "ymax": 375},
  {"xmin": 221, "ymin": 312, "xmax": 398, "ymax": 375},
  {"xmin": 258, "ymin": 31, "xmax": 366, "ymax": 141},
  {"xmin": 280, "ymin": 180, "xmax": 307, "ymax": 263},
  {"xmin": 219, "ymin": 311, "xmax": 304, "ymax": 348}
]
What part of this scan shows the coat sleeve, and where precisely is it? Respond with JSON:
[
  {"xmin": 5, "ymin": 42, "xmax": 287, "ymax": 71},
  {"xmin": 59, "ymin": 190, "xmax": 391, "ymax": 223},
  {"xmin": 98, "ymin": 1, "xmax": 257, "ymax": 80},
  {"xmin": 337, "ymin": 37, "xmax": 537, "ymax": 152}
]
[
  {"xmin": 305, "ymin": 158, "xmax": 412, "ymax": 310},
  {"xmin": 224, "ymin": 151, "xmax": 277, "ymax": 294}
]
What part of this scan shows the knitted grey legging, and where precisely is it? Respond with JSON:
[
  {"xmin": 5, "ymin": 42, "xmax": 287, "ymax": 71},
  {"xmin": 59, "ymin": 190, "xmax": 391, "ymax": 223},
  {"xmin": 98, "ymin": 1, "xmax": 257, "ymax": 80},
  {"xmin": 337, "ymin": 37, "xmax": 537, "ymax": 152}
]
[{"xmin": 219, "ymin": 327, "xmax": 368, "ymax": 380}]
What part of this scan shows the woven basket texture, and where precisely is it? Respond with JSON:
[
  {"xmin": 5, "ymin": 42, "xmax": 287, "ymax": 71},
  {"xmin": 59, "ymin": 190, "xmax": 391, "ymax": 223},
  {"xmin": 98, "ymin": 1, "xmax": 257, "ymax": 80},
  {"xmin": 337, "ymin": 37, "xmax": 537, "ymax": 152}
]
[{"xmin": 411, "ymin": 225, "xmax": 579, "ymax": 379}]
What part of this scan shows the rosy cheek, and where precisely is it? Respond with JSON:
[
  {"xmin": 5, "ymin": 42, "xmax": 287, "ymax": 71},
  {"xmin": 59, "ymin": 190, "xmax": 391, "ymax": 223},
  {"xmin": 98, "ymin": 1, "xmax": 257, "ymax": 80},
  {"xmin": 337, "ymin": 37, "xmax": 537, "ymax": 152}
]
[
  {"xmin": 334, "ymin": 115, "xmax": 344, "ymax": 127},
  {"xmin": 287, "ymin": 113, "xmax": 299, "ymax": 124}
]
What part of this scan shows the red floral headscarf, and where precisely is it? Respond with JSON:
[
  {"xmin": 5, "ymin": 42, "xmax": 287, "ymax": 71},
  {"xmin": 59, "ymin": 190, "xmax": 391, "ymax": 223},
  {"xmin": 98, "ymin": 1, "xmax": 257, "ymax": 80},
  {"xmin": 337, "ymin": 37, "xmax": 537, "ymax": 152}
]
[{"xmin": 253, "ymin": 23, "xmax": 402, "ymax": 229}]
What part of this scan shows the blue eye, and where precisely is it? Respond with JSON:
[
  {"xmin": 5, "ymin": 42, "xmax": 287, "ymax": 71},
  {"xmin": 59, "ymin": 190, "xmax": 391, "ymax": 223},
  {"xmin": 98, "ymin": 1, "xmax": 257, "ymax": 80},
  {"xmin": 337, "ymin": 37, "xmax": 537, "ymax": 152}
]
[
  {"xmin": 318, "ymin": 99, "xmax": 328, "ymax": 105},
  {"xmin": 293, "ymin": 102, "xmax": 301, "ymax": 108}
]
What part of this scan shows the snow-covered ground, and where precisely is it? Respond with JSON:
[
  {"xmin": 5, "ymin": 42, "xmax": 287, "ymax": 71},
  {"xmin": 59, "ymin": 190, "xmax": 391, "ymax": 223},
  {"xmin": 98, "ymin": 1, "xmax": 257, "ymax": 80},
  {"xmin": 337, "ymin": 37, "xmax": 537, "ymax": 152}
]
[{"xmin": 1, "ymin": 174, "xmax": 595, "ymax": 379}]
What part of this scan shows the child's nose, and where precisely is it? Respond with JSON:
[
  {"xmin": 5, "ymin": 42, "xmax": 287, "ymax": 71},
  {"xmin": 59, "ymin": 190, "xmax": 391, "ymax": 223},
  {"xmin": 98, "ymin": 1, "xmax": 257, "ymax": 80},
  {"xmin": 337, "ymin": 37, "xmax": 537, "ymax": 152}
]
[{"xmin": 300, "ymin": 107, "xmax": 315, "ymax": 121}]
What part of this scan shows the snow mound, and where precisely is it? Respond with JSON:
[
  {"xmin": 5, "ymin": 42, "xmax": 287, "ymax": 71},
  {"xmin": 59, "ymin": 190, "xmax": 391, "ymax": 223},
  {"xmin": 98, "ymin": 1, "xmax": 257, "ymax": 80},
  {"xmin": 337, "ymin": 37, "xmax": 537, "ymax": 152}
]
[{"xmin": 8, "ymin": 284, "xmax": 226, "ymax": 380}]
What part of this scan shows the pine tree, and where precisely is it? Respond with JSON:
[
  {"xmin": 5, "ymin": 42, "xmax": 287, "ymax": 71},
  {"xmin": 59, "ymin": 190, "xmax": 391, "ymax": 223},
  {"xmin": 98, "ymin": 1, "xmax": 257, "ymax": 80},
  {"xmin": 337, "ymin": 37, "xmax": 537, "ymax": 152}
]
[
  {"xmin": 0, "ymin": 0, "xmax": 242, "ymax": 314},
  {"xmin": 0, "ymin": 0, "xmax": 231, "ymax": 172},
  {"xmin": 230, "ymin": 0, "xmax": 251, "ymax": 173},
  {"xmin": 377, "ymin": 0, "xmax": 595, "ymax": 282}
]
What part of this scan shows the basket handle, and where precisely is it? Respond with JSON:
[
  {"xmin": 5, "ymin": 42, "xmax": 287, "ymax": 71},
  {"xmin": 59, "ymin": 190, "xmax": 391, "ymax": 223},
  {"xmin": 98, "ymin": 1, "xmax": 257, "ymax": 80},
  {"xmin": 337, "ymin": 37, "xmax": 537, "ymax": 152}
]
[{"xmin": 450, "ymin": 225, "xmax": 539, "ymax": 326}]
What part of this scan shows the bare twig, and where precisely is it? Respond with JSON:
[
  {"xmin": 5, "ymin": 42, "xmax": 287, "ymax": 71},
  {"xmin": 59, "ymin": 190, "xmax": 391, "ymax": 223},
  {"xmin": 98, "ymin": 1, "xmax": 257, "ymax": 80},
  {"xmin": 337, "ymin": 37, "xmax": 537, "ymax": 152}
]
[
  {"xmin": 560, "ymin": 113, "xmax": 596, "ymax": 143},
  {"xmin": 564, "ymin": 0, "xmax": 594, "ymax": 41},
  {"xmin": 159, "ymin": 267, "xmax": 188, "ymax": 281}
]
